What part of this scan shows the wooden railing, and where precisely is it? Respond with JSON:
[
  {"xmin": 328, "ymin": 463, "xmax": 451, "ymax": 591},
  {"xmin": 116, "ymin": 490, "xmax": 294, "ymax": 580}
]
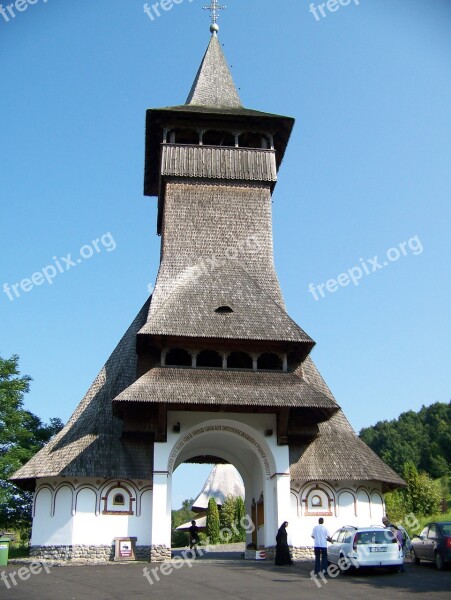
[{"xmin": 160, "ymin": 144, "xmax": 277, "ymax": 183}]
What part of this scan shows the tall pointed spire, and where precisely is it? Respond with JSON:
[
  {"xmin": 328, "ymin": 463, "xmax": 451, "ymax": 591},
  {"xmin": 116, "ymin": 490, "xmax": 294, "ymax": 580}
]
[{"xmin": 186, "ymin": 5, "xmax": 241, "ymax": 109}]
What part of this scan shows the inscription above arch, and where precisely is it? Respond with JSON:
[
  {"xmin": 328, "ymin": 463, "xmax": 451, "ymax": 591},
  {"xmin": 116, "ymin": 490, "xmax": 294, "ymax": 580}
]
[{"xmin": 168, "ymin": 424, "xmax": 272, "ymax": 478}]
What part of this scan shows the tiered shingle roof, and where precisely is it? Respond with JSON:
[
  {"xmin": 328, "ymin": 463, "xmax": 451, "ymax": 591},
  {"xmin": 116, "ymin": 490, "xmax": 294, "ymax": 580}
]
[
  {"xmin": 289, "ymin": 410, "xmax": 405, "ymax": 490},
  {"xmin": 113, "ymin": 367, "xmax": 338, "ymax": 410},
  {"xmin": 139, "ymin": 264, "xmax": 313, "ymax": 343},
  {"xmin": 12, "ymin": 30, "xmax": 405, "ymax": 495},
  {"xmin": 11, "ymin": 301, "xmax": 153, "ymax": 487}
]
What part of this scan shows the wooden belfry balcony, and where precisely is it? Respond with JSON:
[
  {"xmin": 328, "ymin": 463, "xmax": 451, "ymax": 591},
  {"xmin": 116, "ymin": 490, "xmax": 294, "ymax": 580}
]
[{"xmin": 160, "ymin": 143, "xmax": 278, "ymax": 184}]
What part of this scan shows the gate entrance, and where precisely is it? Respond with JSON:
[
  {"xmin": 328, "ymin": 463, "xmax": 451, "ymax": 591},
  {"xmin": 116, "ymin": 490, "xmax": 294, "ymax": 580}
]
[{"xmin": 149, "ymin": 415, "xmax": 291, "ymax": 560}]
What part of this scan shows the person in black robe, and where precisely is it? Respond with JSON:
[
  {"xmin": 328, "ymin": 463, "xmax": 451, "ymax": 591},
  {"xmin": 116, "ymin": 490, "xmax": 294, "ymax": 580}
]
[
  {"xmin": 275, "ymin": 521, "xmax": 293, "ymax": 565},
  {"xmin": 188, "ymin": 520, "xmax": 200, "ymax": 557}
]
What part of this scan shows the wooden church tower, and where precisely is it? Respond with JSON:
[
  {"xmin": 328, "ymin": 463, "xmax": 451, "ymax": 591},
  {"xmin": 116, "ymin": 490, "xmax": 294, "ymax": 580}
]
[{"xmin": 12, "ymin": 8, "xmax": 403, "ymax": 563}]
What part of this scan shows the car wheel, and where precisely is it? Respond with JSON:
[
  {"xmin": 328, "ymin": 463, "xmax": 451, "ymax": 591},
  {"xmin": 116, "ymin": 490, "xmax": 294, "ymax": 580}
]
[
  {"xmin": 435, "ymin": 552, "xmax": 445, "ymax": 571},
  {"xmin": 411, "ymin": 549, "xmax": 420, "ymax": 565},
  {"xmin": 338, "ymin": 554, "xmax": 351, "ymax": 574}
]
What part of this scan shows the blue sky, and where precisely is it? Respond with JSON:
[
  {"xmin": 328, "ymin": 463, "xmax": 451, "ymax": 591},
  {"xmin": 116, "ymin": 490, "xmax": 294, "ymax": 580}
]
[{"xmin": 1, "ymin": 0, "xmax": 450, "ymax": 509}]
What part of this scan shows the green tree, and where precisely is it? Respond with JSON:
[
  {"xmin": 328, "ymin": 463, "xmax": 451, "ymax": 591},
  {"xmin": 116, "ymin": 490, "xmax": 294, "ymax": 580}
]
[
  {"xmin": 359, "ymin": 402, "xmax": 450, "ymax": 478},
  {"xmin": 234, "ymin": 496, "xmax": 246, "ymax": 542},
  {"xmin": 0, "ymin": 355, "xmax": 63, "ymax": 535},
  {"xmin": 219, "ymin": 495, "xmax": 236, "ymax": 542},
  {"xmin": 384, "ymin": 489, "xmax": 406, "ymax": 524},
  {"xmin": 171, "ymin": 498, "xmax": 195, "ymax": 548},
  {"xmin": 419, "ymin": 402, "xmax": 451, "ymax": 477},
  {"xmin": 385, "ymin": 462, "xmax": 442, "ymax": 528},
  {"xmin": 206, "ymin": 497, "xmax": 220, "ymax": 544},
  {"xmin": 401, "ymin": 461, "xmax": 441, "ymax": 516}
]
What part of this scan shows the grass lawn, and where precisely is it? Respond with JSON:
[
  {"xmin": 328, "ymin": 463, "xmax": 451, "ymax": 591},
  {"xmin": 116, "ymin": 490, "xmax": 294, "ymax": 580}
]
[{"xmin": 7, "ymin": 545, "xmax": 30, "ymax": 559}]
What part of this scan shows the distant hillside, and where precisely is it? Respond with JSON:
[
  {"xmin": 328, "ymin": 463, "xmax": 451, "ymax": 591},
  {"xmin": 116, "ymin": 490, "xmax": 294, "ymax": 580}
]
[{"xmin": 359, "ymin": 401, "xmax": 451, "ymax": 477}]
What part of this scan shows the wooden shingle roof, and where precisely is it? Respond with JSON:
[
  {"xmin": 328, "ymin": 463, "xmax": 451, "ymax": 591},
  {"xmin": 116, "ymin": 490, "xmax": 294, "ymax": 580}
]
[
  {"xmin": 186, "ymin": 33, "xmax": 242, "ymax": 109},
  {"xmin": 139, "ymin": 264, "xmax": 314, "ymax": 344},
  {"xmin": 11, "ymin": 301, "xmax": 153, "ymax": 489},
  {"xmin": 11, "ymin": 30, "xmax": 405, "ymax": 495},
  {"xmin": 289, "ymin": 410, "xmax": 406, "ymax": 491},
  {"xmin": 112, "ymin": 367, "xmax": 339, "ymax": 410},
  {"xmin": 144, "ymin": 33, "xmax": 294, "ymax": 197}
]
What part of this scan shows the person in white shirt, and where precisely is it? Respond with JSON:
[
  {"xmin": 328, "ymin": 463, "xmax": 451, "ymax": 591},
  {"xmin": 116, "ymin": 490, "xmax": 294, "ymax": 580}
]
[{"xmin": 311, "ymin": 518, "xmax": 332, "ymax": 574}]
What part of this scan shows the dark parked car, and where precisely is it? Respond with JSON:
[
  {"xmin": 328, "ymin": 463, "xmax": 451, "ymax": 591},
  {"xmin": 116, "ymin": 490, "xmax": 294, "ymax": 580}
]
[{"xmin": 411, "ymin": 522, "xmax": 451, "ymax": 570}]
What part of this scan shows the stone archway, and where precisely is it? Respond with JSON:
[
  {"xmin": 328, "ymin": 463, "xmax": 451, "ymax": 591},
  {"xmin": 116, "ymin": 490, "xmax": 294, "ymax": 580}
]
[{"xmin": 150, "ymin": 417, "xmax": 290, "ymax": 561}]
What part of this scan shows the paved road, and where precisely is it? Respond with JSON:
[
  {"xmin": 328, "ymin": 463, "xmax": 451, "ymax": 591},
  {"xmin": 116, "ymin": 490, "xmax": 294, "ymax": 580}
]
[{"xmin": 1, "ymin": 558, "xmax": 450, "ymax": 599}]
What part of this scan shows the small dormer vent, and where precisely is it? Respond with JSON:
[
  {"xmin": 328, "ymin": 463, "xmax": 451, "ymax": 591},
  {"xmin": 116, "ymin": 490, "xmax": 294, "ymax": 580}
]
[{"xmin": 215, "ymin": 306, "xmax": 233, "ymax": 314}]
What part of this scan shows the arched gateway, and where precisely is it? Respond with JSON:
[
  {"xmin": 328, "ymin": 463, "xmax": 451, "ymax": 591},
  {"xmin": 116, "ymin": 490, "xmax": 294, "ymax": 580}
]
[
  {"xmin": 11, "ymin": 11, "xmax": 404, "ymax": 563},
  {"xmin": 153, "ymin": 418, "xmax": 286, "ymax": 552}
]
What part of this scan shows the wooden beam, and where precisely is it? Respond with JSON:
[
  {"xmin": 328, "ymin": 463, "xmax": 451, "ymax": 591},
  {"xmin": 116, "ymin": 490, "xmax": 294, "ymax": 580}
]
[
  {"xmin": 277, "ymin": 408, "xmax": 290, "ymax": 445},
  {"xmin": 155, "ymin": 403, "xmax": 167, "ymax": 442}
]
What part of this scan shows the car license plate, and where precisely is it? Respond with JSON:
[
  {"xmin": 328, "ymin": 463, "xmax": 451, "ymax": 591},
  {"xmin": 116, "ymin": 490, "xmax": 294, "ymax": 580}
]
[{"xmin": 370, "ymin": 547, "xmax": 387, "ymax": 552}]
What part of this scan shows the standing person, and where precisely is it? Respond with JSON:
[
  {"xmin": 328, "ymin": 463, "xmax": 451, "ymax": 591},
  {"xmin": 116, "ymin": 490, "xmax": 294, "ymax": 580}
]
[
  {"xmin": 275, "ymin": 521, "xmax": 293, "ymax": 565},
  {"xmin": 382, "ymin": 516, "xmax": 393, "ymax": 528},
  {"xmin": 394, "ymin": 527, "xmax": 405, "ymax": 572},
  {"xmin": 311, "ymin": 518, "xmax": 332, "ymax": 575},
  {"xmin": 382, "ymin": 516, "xmax": 404, "ymax": 572},
  {"xmin": 188, "ymin": 520, "xmax": 200, "ymax": 557}
]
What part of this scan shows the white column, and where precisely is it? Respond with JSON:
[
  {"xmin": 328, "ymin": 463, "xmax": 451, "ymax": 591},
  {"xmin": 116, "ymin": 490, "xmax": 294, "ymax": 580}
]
[
  {"xmin": 150, "ymin": 471, "xmax": 172, "ymax": 548},
  {"xmin": 267, "ymin": 473, "xmax": 291, "ymax": 546}
]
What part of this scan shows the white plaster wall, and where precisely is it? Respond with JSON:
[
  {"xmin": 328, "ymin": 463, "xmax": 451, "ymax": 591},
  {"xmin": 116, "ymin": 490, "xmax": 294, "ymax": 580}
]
[
  {"xmin": 289, "ymin": 481, "xmax": 386, "ymax": 547},
  {"xmin": 73, "ymin": 488, "xmax": 98, "ymax": 544},
  {"xmin": 31, "ymin": 478, "xmax": 152, "ymax": 547},
  {"xmin": 31, "ymin": 488, "xmax": 52, "ymax": 545},
  {"xmin": 357, "ymin": 489, "xmax": 371, "ymax": 520},
  {"xmin": 338, "ymin": 491, "xmax": 355, "ymax": 519},
  {"xmin": 371, "ymin": 491, "xmax": 384, "ymax": 523},
  {"xmin": 129, "ymin": 489, "xmax": 152, "ymax": 545},
  {"xmin": 48, "ymin": 486, "xmax": 73, "ymax": 545}
]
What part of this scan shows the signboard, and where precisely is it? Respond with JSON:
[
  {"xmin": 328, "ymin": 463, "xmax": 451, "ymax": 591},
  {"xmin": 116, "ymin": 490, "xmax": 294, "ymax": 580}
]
[
  {"xmin": 119, "ymin": 541, "xmax": 132, "ymax": 558},
  {"xmin": 114, "ymin": 537, "xmax": 137, "ymax": 561}
]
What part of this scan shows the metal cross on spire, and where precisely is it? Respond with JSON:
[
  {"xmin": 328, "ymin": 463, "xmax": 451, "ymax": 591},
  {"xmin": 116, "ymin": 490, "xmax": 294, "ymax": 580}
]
[{"xmin": 203, "ymin": 0, "xmax": 226, "ymax": 33}]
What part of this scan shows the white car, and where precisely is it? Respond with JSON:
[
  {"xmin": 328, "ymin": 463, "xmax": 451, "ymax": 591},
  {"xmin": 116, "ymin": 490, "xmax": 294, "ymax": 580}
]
[{"xmin": 328, "ymin": 526, "xmax": 403, "ymax": 572}]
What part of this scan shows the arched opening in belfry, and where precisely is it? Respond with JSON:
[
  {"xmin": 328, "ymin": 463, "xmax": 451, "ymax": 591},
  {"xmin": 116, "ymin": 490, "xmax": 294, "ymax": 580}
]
[
  {"xmin": 257, "ymin": 352, "xmax": 283, "ymax": 371},
  {"xmin": 168, "ymin": 128, "xmax": 199, "ymax": 145},
  {"xmin": 202, "ymin": 130, "xmax": 235, "ymax": 147},
  {"xmin": 165, "ymin": 348, "xmax": 192, "ymax": 367},
  {"xmin": 196, "ymin": 349, "xmax": 223, "ymax": 368},
  {"xmin": 239, "ymin": 131, "xmax": 267, "ymax": 149},
  {"xmin": 227, "ymin": 351, "xmax": 253, "ymax": 370}
]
